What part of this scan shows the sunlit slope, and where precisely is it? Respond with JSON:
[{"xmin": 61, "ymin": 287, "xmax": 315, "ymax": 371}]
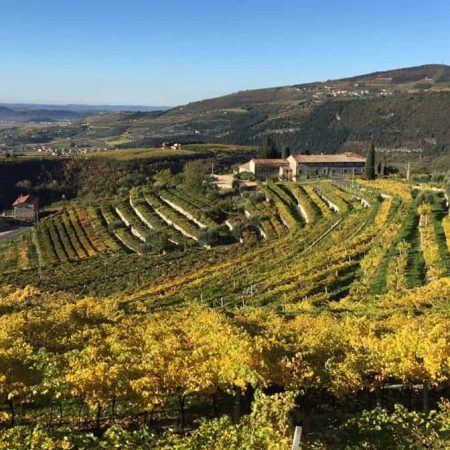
[
  {"xmin": 124, "ymin": 180, "xmax": 450, "ymax": 310},
  {"xmin": 3, "ymin": 180, "xmax": 450, "ymax": 313}
]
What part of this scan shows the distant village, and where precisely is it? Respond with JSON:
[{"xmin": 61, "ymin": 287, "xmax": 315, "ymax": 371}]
[
  {"xmin": 0, "ymin": 140, "xmax": 187, "ymax": 158},
  {"xmin": 0, "ymin": 145, "xmax": 109, "ymax": 157}
]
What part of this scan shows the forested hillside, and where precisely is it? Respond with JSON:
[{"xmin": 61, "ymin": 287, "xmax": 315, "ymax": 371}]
[
  {"xmin": 2, "ymin": 65, "xmax": 450, "ymax": 171},
  {"xmin": 0, "ymin": 144, "xmax": 252, "ymax": 210},
  {"xmin": 71, "ymin": 65, "xmax": 450, "ymax": 170}
]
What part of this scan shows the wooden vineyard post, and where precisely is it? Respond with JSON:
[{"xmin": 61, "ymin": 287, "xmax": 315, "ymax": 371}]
[
  {"xmin": 423, "ymin": 381, "xmax": 430, "ymax": 414},
  {"xmin": 291, "ymin": 425, "xmax": 302, "ymax": 450}
]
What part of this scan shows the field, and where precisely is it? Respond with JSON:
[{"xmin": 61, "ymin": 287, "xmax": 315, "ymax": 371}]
[
  {"xmin": 79, "ymin": 143, "xmax": 254, "ymax": 161},
  {"xmin": 2, "ymin": 175, "xmax": 450, "ymax": 448},
  {"xmin": 82, "ymin": 147, "xmax": 197, "ymax": 160}
]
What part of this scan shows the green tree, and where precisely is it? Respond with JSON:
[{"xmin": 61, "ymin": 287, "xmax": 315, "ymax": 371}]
[
  {"xmin": 143, "ymin": 229, "xmax": 170, "ymax": 254},
  {"xmin": 365, "ymin": 141, "xmax": 376, "ymax": 180},
  {"xmin": 153, "ymin": 169, "xmax": 172, "ymax": 188},
  {"xmin": 281, "ymin": 146, "xmax": 291, "ymax": 159},
  {"xmin": 258, "ymin": 136, "xmax": 278, "ymax": 159},
  {"xmin": 183, "ymin": 160, "xmax": 209, "ymax": 192}
]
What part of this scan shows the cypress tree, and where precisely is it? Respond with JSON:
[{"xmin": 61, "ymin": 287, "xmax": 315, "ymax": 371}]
[
  {"xmin": 365, "ymin": 141, "xmax": 376, "ymax": 180},
  {"xmin": 259, "ymin": 135, "xmax": 278, "ymax": 159},
  {"xmin": 281, "ymin": 146, "xmax": 291, "ymax": 159}
]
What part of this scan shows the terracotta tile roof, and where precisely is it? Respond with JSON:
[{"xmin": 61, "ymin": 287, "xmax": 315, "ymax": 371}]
[
  {"xmin": 12, "ymin": 194, "xmax": 35, "ymax": 207},
  {"xmin": 291, "ymin": 152, "xmax": 366, "ymax": 163},
  {"xmin": 239, "ymin": 162, "xmax": 251, "ymax": 170},
  {"xmin": 252, "ymin": 159, "xmax": 291, "ymax": 167}
]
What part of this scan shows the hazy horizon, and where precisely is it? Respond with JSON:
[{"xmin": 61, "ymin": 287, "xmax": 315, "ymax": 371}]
[
  {"xmin": 0, "ymin": 101, "xmax": 172, "ymax": 109},
  {"xmin": 2, "ymin": 62, "xmax": 449, "ymax": 110}
]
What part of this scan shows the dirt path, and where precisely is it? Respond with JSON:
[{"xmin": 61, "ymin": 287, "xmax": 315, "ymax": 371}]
[{"xmin": 0, "ymin": 226, "xmax": 32, "ymax": 243}]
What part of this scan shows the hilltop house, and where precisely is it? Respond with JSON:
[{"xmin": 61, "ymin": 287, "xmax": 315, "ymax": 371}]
[
  {"xmin": 238, "ymin": 152, "xmax": 365, "ymax": 180},
  {"xmin": 238, "ymin": 159, "xmax": 293, "ymax": 180},
  {"xmin": 12, "ymin": 194, "xmax": 39, "ymax": 222}
]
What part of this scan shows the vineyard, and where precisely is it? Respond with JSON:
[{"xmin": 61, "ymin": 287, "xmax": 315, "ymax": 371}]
[
  {"xmin": 2, "ymin": 177, "xmax": 450, "ymax": 448},
  {"xmin": 0, "ymin": 185, "xmax": 233, "ymax": 271}
]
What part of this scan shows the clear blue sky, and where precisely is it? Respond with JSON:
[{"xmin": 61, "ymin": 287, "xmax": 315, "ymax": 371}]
[{"xmin": 1, "ymin": 0, "xmax": 449, "ymax": 106}]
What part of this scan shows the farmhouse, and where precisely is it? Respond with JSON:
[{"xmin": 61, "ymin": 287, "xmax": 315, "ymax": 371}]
[
  {"xmin": 238, "ymin": 159, "xmax": 293, "ymax": 179},
  {"xmin": 288, "ymin": 152, "xmax": 366, "ymax": 178},
  {"xmin": 238, "ymin": 152, "xmax": 365, "ymax": 180},
  {"xmin": 12, "ymin": 194, "xmax": 39, "ymax": 222}
]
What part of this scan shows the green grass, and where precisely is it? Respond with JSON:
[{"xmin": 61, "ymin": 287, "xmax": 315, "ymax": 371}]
[
  {"xmin": 402, "ymin": 207, "xmax": 427, "ymax": 288},
  {"xmin": 80, "ymin": 147, "xmax": 197, "ymax": 160},
  {"xmin": 78, "ymin": 143, "xmax": 253, "ymax": 161},
  {"xmin": 430, "ymin": 192, "xmax": 450, "ymax": 275},
  {"xmin": 183, "ymin": 143, "xmax": 254, "ymax": 153},
  {"xmin": 370, "ymin": 203, "xmax": 425, "ymax": 294}
]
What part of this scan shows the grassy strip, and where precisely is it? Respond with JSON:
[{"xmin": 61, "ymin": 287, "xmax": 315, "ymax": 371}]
[
  {"xmin": 261, "ymin": 182, "xmax": 304, "ymax": 230},
  {"xmin": 116, "ymin": 201, "xmax": 149, "ymax": 241},
  {"xmin": 359, "ymin": 197, "xmax": 382, "ymax": 230},
  {"xmin": 143, "ymin": 189, "xmax": 200, "ymax": 240},
  {"xmin": 430, "ymin": 193, "xmax": 450, "ymax": 276},
  {"xmin": 101, "ymin": 204, "xmax": 143, "ymax": 253},
  {"xmin": 243, "ymin": 200, "xmax": 276, "ymax": 239},
  {"xmin": 370, "ymin": 203, "xmax": 411, "ymax": 294},
  {"xmin": 171, "ymin": 186, "xmax": 213, "ymax": 209},
  {"xmin": 249, "ymin": 199, "xmax": 286, "ymax": 238},
  {"xmin": 132, "ymin": 188, "xmax": 186, "ymax": 244},
  {"xmin": 25, "ymin": 233, "xmax": 39, "ymax": 268},
  {"xmin": 315, "ymin": 182, "xmax": 351, "ymax": 213},
  {"xmin": 402, "ymin": 207, "xmax": 427, "ymax": 288},
  {"xmin": 45, "ymin": 220, "xmax": 69, "ymax": 262},
  {"xmin": 0, "ymin": 239, "xmax": 18, "ymax": 272},
  {"xmin": 371, "ymin": 205, "xmax": 426, "ymax": 292}
]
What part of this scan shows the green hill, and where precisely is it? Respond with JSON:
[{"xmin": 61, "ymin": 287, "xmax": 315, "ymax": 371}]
[
  {"xmin": 2, "ymin": 65, "xmax": 450, "ymax": 171},
  {"xmin": 80, "ymin": 64, "xmax": 450, "ymax": 169}
]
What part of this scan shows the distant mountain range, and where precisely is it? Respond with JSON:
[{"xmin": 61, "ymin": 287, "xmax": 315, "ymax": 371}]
[{"xmin": 0, "ymin": 103, "xmax": 170, "ymax": 123}]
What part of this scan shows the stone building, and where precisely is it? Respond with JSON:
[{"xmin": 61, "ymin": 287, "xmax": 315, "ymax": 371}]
[
  {"xmin": 238, "ymin": 152, "xmax": 365, "ymax": 180},
  {"xmin": 12, "ymin": 194, "xmax": 39, "ymax": 222}
]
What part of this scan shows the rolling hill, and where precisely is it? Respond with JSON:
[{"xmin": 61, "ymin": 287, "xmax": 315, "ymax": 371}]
[
  {"xmin": 0, "ymin": 103, "xmax": 170, "ymax": 123},
  {"xmin": 82, "ymin": 64, "xmax": 450, "ymax": 169}
]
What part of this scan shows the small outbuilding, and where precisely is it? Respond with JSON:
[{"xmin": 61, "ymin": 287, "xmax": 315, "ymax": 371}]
[
  {"xmin": 12, "ymin": 194, "xmax": 39, "ymax": 222},
  {"xmin": 238, "ymin": 159, "xmax": 292, "ymax": 180}
]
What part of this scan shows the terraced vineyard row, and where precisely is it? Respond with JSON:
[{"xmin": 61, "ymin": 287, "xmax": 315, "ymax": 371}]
[
  {"xmin": 126, "ymin": 182, "xmax": 368, "ymax": 306},
  {"xmin": 0, "ymin": 184, "xmax": 235, "ymax": 271},
  {"xmin": 3, "ymin": 181, "xmax": 450, "ymax": 303},
  {"xmin": 125, "ymin": 182, "xmax": 450, "ymax": 311},
  {"xmin": 5, "ymin": 176, "xmax": 450, "ymax": 447},
  {"xmin": 0, "ymin": 232, "xmax": 38, "ymax": 273}
]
